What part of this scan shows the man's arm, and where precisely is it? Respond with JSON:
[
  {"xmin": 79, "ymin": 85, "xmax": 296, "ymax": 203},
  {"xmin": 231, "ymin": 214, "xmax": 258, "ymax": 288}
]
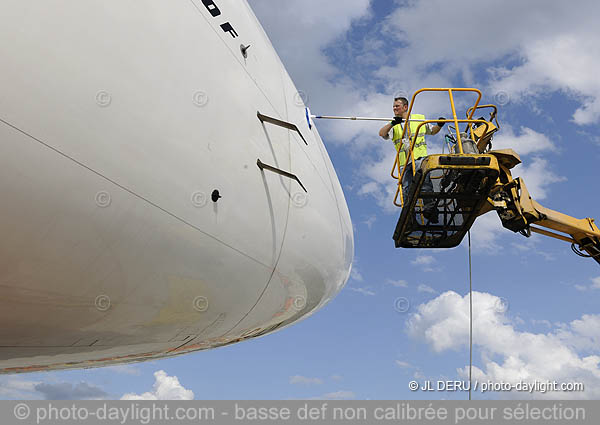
[
  {"xmin": 379, "ymin": 122, "xmax": 393, "ymax": 139},
  {"xmin": 432, "ymin": 117, "xmax": 446, "ymax": 135},
  {"xmin": 430, "ymin": 125, "xmax": 442, "ymax": 135},
  {"xmin": 426, "ymin": 117, "xmax": 446, "ymax": 135},
  {"xmin": 380, "ymin": 116, "xmax": 403, "ymax": 140}
]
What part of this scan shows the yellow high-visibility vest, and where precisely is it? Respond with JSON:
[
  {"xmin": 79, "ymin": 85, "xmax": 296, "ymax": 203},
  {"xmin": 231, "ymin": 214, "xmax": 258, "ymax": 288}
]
[{"xmin": 392, "ymin": 114, "xmax": 428, "ymax": 166}]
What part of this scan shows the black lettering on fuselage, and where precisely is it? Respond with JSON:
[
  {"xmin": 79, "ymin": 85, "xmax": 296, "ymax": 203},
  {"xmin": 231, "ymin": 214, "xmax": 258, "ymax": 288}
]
[
  {"xmin": 202, "ymin": 0, "xmax": 221, "ymax": 17},
  {"xmin": 220, "ymin": 22, "xmax": 238, "ymax": 38},
  {"xmin": 201, "ymin": 0, "xmax": 240, "ymax": 39}
]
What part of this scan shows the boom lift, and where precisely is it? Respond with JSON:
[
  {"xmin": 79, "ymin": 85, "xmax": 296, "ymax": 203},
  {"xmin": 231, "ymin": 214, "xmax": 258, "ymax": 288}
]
[{"xmin": 391, "ymin": 88, "xmax": 600, "ymax": 265}]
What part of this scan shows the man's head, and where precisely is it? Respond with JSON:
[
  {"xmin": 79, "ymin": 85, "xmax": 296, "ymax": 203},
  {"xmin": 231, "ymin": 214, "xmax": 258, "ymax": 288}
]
[{"xmin": 393, "ymin": 96, "xmax": 409, "ymax": 118}]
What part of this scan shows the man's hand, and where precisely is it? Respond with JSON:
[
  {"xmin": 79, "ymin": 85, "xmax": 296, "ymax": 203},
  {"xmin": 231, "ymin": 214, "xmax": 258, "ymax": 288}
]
[
  {"xmin": 391, "ymin": 116, "xmax": 403, "ymax": 126},
  {"xmin": 437, "ymin": 117, "xmax": 446, "ymax": 127}
]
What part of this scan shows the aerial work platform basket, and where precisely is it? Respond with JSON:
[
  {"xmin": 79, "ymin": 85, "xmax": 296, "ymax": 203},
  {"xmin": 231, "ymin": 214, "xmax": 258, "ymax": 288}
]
[
  {"xmin": 392, "ymin": 88, "xmax": 502, "ymax": 248},
  {"xmin": 393, "ymin": 153, "xmax": 500, "ymax": 248}
]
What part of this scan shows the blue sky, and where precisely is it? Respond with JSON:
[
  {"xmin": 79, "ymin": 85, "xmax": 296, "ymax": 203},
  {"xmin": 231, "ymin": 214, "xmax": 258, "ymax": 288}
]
[{"xmin": 3, "ymin": 0, "xmax": 600, "ymax": 400}]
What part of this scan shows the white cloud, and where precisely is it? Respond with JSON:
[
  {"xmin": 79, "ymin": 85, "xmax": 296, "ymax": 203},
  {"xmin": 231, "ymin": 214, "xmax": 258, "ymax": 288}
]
[
  {"xmin": 121, "ymin": 370, "xmax": 194, "ymax": 400},
  {"xmin": 386, "ymin": 279, "xmax": 408, "ymax": 288},
  {"xmin": 492, "ymin": 126, "xmax": 557, "ymax": 156},
  {"xmin": 470, "ymin": 211, "xmax": 505, "ymax": 251},
  {"xmin": 107, "ymin": 365, "xmax": 142, "ymax": 376},
  {"xmin": 510, "ymin": 237, "xmax": 555, "ymax": 262},
  {"xmin": 413, "ymin": 370, "xmax": 426, "ymax": 380},
  {"xmin": 417, "ymin": 284, "xmax": 437, "ymax": 295},
  {"xmin": 557, "ymin": 315, "xmax": 600, "ymax": 353},
  {"xmin": 512, "ymin": 157, "xmax": 566, "ymax": 201},
  {"xmin": 34, "ymin": 382, "xmax": 109, "ymax": 400},
  {"xmin": 490, "ymin": 36, "xmax": 600, "ymax": 125},
  {"xmin": 290, "ymin": 376, "xmax": 323, "ymax": 386},
  {"xmin": 357, "ymin": 181, "xmax": 380, "ymax": 197},
  {"xmin": 412, "ymin": 255, "xmax": 435, "ymax": 266},
  {"xmin": 531, "ymin": 319, "xmax": 552, "ymax": 328},
  {"xmin": 0, "ymin": 378, "xmax": 108, "ymax": 400},
  {"xmin": 358, "ymin": 144, "xmax": 402, "ymax": 213},
  {"xmin": 249, "ymin": 0, "xmax": 371, "ymax": 76},
  {"xmin": 307, "ymin": 390, "xmax": 356, "ymax": 400},
  {"xmin": 347, "ymin": 286, "xmax": 376, "ymax": 296},
  {"xmin": 385, "ymin": 0, "xmax": 600, "ymax": 126},
  {"xmin": 395, "ymin": 360, "xmax": 413, "ymax": 369},
  {"xmin": 573, "ymin": 277, "xmax": 600, "ymax": 292},
  {"xmin": 0, "ymin": 378, "xmax": 41, "ymax": 399},
  {"xmin": 363, "ymin": 215, "xmax": 377, "ymax": 229},
  {"xmin": 350, "ymin": 266, "xmax": 364, "ymax": 282},
  {"xmin": 408, "ymin": 291, "xmax": 600, "ymax": 399},
  {"xmin": 321, "ymin": 390, "xmax": 356, "ymax": 400}
]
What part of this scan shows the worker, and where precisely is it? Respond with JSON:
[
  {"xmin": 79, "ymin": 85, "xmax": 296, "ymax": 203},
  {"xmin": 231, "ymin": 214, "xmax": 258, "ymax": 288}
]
[{"xmin": 379, "ymin": 96, "xmax": 445, "ymax": 222}]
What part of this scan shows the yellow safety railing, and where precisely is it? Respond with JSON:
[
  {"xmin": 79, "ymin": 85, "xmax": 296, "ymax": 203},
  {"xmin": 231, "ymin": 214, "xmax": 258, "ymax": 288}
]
[
  {"xmin": 466, "ymin": 104, "xmax": 500, "ymax": 146},
  {"xmin": 466, "ymin": 104, "xmax": 498, "ymax": 123},
  {"xmin": 393, "ymin": 119, "xmax": 490, "ymax": 207},
  {"xmin": 390, "ymin": 88, "xmax": 497, "ymax": 207}
]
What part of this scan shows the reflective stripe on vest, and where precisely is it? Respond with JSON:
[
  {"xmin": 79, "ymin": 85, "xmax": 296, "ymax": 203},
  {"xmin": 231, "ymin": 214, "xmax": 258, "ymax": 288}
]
[{"xmin": 392, "ymin": 114, "xmax": 428, "ymax": 166}]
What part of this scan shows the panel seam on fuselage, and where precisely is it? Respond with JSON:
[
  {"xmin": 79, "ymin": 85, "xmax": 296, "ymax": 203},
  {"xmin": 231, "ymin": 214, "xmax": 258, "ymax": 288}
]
[
  {"xmin": 220, "ymin": 63, "xmax": 293, "ymax": 337},
  {"xmin": 0, "ymin": 116, "xmax": 272, "ymax": 270}
]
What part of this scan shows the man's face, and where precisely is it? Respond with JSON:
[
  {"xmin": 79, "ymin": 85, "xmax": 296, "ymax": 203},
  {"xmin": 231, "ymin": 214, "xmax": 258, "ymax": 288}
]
[{"xmin": 393, "ymin": 100, "xmax": 406, "ymax": 117}]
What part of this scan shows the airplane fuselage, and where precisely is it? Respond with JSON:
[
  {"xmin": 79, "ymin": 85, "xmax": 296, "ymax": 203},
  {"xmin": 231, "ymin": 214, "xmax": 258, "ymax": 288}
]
[{"xmin": 0, "ymin": 0, "xmax": 353, "ymax": 373}]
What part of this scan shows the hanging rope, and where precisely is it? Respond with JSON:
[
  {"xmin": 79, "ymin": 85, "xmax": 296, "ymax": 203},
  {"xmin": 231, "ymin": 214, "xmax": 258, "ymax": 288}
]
[{"xmin": 468, "ymin": 230, "xmax": 473, "ymax": 401}]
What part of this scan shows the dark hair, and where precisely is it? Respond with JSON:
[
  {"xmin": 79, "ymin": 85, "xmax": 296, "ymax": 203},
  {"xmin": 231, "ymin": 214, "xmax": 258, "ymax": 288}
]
[{"xmin": 394, "ymin": 96, "xmax": 409, "ymax": 107}]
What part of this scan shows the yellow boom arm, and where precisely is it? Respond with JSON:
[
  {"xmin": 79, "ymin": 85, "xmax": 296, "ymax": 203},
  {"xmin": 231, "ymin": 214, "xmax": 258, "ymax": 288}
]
[{"xmin": 483, "ymin": 150, "xmax": 600, "ymax": 263}]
